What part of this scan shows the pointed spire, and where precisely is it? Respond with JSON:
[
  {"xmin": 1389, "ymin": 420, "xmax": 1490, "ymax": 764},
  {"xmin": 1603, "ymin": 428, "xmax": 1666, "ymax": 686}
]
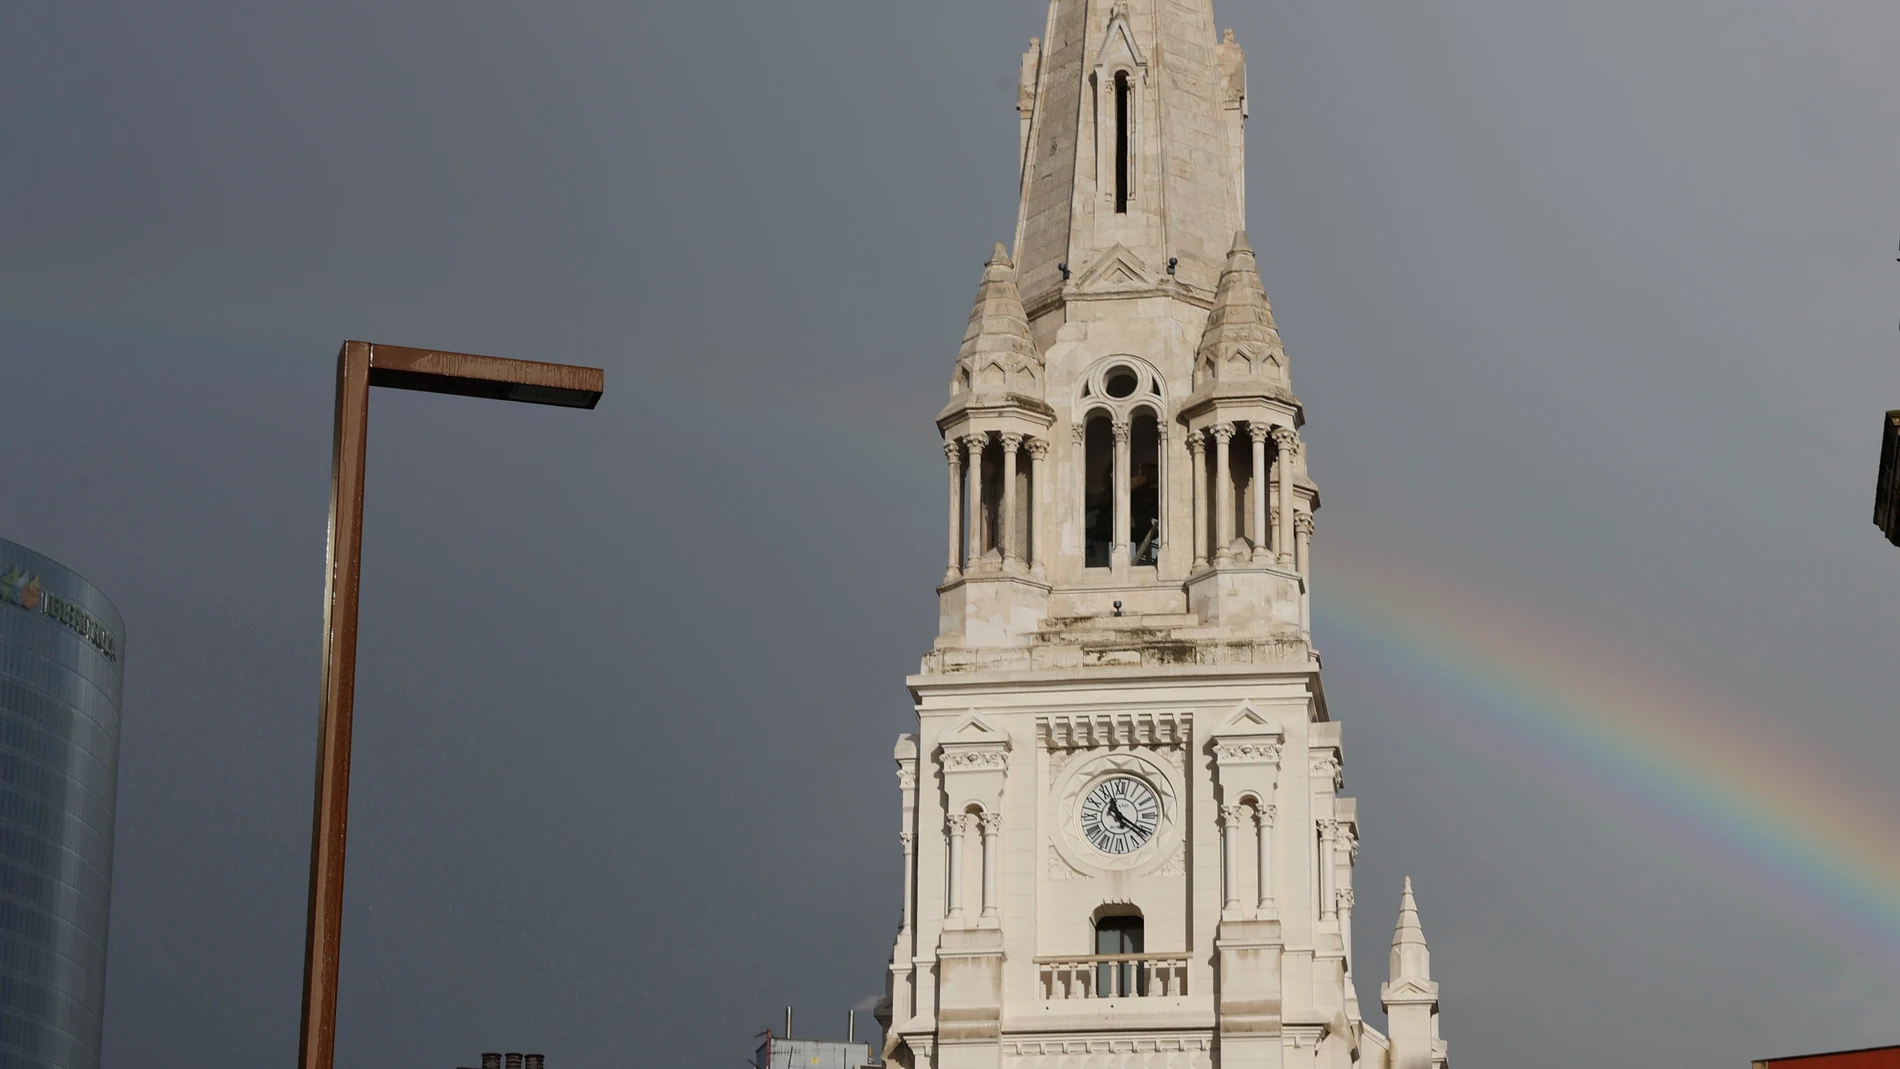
[
  {"xmin": 952, "ymin": 243, "xmax": 1041, "ymax": 399},
  {"xmin": 1194, "ymin": 230, "xmax": 1287, "ymax": 387},
  {"xmin": 1389, "ymin": 877, "xmax": 1432, "ymax": 983}
]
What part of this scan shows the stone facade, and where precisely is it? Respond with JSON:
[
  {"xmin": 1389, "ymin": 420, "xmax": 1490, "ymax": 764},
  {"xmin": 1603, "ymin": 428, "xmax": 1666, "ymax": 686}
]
[{"xmin": 878, "ymin": 5, "xmax": 1450, "ymax": 1069}]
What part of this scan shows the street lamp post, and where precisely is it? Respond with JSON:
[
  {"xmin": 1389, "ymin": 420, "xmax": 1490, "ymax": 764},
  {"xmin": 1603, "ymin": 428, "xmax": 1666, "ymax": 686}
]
[{"xmin": 298, "ymin": 341, "xmax": 605, "ymax": 1069}]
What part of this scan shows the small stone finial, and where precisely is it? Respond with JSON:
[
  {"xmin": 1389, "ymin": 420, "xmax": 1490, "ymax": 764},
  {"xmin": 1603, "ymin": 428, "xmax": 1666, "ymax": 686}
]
[
  {"xmin": 1223, "ymin": 28, "xmax": 1237, "ymax": 44},
  {"xmin": 1195, "ymin": 230, "xmax": 1287, "ymax": 386},
  {"xmin": 951, "ymin": 241, "xmax": 1041, "ymax": 400},
  {"xmin": 1389, "ymin": 877, "xmax": 1432, "ymax": 983}
]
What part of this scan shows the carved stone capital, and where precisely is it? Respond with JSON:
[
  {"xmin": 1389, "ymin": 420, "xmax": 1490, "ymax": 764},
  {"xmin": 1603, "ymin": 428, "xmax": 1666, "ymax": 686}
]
[
  {"xmin": 1248, "ymin": 421, "xmax": 1272, "ymax": 444},
  {"xmin": 1186, "ymin": 431, "xmax": 1207, "ymax": 457},
  {"xmin": 1111, "ymin": 420, "xmax": 1131, "ymax": 444},
  {"xmin": 899, "ymin": 831, "xmax": 915, "ymax": 852},
  {"xmin": 1255, "ymin": 803, "xmax": 1278, "ymax": 829},
  {"xmin": 1295, "ymin": 512, "xmax": 1315, "ymax": 538},
  {"xmin": 962, "ymin": 432, "xmax": 989, "ymax": 457},
  {"xmin": 1312, "ymin": 755, "xmax": 1342, "ymax": 789},
  {"xmin": 896, "ymin": 766, "xmax": 917, "ymax": 791},
  {"xmin": 943, "ymin": 440, "xmax": 962, "ymax": 467},
  {"xmin": 1271, "ymin": 425, "xmax": 1300, "ymax": 455},
  {"xmin": 1219, "ymin": 803, "xmax": 1246, "ymax": 828},
  {"xmin": 1025, "ymin": 437, "xmax": 1050, "ymax": 460},
  {"xmin": 1317, "ymin": 817, "xmax": 1339, "ymax": 840},
  {"xmin": 946, "ymin": 813, "xmax": 973, "ymax": 835},
  {"xmin": 1337, "ymin": 888, "xmax": 1355, "ymax": 911},
  {"xmin": 1209, "ymin": 422, "xmax": 1236, "ymax": 444},
  {"xmin": 980, "ymin": 811, "xmax": 1004, "ymax": 834},
  {"xmin": 1071, "ymin": 423, "xmax": 1087, "ymax": 445},
  {"xmin": 999, "ymin": 432, "xmax": 1026, "ymax": 453}
]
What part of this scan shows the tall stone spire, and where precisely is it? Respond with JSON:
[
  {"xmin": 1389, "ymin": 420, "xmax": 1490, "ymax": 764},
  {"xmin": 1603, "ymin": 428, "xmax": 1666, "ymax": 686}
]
[
  {"xmin": 950, "ymin": 243, "xmax": 1042, "ymax": 401},
  {"xmin": 1194, "ymin": 231, "xmax": 1290, "ymax": 392},
  {"xmin": 1012, "ymin": 0, "xmax": 1250, "ymax": 310}
]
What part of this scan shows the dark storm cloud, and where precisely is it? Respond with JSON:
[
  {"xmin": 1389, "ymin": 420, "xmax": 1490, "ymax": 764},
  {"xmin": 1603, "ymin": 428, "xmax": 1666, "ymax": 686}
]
[{"xmin": 3, "ymin": 1, "xmax": 1898, "ymax": 1067}]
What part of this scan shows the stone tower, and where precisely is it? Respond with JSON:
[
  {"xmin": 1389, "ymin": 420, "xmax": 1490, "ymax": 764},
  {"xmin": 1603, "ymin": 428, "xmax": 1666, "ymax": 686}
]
[{"xmin": 878, "ymin": 5, "xmax": 1449, "ymax": 1069}]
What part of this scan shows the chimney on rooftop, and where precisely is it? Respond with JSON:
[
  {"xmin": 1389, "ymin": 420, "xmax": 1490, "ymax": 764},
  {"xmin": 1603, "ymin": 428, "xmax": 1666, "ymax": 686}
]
[
  {"xmin": 506, "ymin": 1056, "xmax": 523, "ymax": 1069},
  {"xmin": 482, "ymin": 1056, "xmax": 502, "ymax": 1069},
  {"xmin": 525, "ymin": 1057, "xmax": 545, "ymax": 1069}
]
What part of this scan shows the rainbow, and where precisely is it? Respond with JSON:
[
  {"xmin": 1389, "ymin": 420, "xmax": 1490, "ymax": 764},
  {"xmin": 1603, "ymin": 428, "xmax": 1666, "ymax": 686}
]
[{"xmin": 1313, "ymin": 531, "xmax": 1900, "ymax": 972}]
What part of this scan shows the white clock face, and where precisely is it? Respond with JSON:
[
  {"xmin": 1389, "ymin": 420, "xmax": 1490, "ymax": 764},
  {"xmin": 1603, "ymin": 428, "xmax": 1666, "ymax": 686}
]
[{"xmin": 1079, "ymin": 776, "xmax": 1161, "ymax": 855}]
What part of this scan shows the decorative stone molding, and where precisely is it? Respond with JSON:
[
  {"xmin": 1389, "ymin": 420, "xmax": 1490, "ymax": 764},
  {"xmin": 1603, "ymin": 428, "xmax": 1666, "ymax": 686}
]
[
  {"xmin": 1248, "ymin": 421, "xmax": 1271, "ymax": 445},
  {"xmin": 899, "ymin": 831, "xmax": 915, "ymax": 851},
  {"xmin": 1025, "ymin": 437, "xmax": 1050, "ymax": 460},
  {"xmin": 1295, "ymin": 512, "xmax": 1315, "ymax": 538},
  {"xmin": 1036, "ymin": 711, "xmax": 1189, "ymax": 750},
  {"xmin": 946, "ymin": 813, "xmax": 973, "ymax": 835},
  {"xmin": 1003, "ymin": 1037, "xmax": 1213, "ymax": 1056},
  {"xmin": 979, "ymin": 811, "xmax": 1004, "ymax": 833},
  {"xmin": 1209, "ymin": 422, "xmax": 1235, "ymax": 445},
  {"xmin": 1045, "ymin": 844, "xmax": 1090, "ymax": 881},
  {"xmin": 896, "ymin": 766, "xmax": 917, "ymax": 790},
  {"xmin": 1317, "ymin": 818, "xmax": 1339, "ymax": 838},
  {"xmin": 1254, "ymin": 803, "xmax": 1277, "ymax": 829},
  {"xmin": 942, "ymin": 749, "xmax": 1009, "ymax": 772},
  {"xmin": 1213, "ymin": 740, "xmax": 1282, "ymax": 766},
  {"xmin": 1337, "ymin": 888, "xmax": 1355, "ymax": 910},
  {"xmin": 1157, "ymin": 846, "xmax": 1188, "ymax": 876},
  {"xmin": 1186, "ymin": 432, "xmax": 1206, "ymax": 457},
  {"xmin": 1271, "ymin": 425, "xmax": 1300, "ymax": 456},
  {"xmin": 1110, "ymin": 420, "xmax": 1131, "ymax": 445},
  {"xmin": 1071, "ymin": 423, "xmax": 1087, "ymax": 445},
  {"xmin": 943, "ymin": 440, "xmax": 962, "ymax": 466},
  {"xmin": 1219, "ymin": 803, "xmax": 1246, "ymax": 828},
  {"xmin": 999, "ymin": 431, "xmax": 1026, "ymax": 454}
]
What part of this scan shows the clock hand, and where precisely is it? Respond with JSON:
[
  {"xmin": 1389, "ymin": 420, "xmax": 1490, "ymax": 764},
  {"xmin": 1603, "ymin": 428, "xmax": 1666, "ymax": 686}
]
[{"xmin": 1109, "ymin": 799, "xmax": 1137, "ymax": 832}]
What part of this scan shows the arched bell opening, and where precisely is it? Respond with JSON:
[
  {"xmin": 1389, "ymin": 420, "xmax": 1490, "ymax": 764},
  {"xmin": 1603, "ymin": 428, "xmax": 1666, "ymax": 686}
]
[
  {"xmin": 1084, "ymin": 413, "xmax": 1115, "ymax": 569},
  {"xmin": 1129, "ymin": 411, "xmax": 1160, "ymax": 565}
]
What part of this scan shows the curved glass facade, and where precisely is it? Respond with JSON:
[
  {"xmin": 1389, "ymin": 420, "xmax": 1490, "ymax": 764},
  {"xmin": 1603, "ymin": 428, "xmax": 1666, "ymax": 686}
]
[{"xmin": 0, "ymin": 538, "xmax": 124, "ymax": 1069}]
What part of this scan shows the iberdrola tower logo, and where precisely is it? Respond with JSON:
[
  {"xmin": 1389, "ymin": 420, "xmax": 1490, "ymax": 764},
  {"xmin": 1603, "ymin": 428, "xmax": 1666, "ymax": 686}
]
[{"xmin": 1, "ymin": 567, "xmax": 39, "ymax": 610}]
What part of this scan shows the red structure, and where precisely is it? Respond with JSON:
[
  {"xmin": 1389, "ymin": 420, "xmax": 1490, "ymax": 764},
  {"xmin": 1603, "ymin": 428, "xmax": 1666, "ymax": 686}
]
[{"xmin": 1755, "ymin": 1046, "xmax": 1900, "ymax": 1069}]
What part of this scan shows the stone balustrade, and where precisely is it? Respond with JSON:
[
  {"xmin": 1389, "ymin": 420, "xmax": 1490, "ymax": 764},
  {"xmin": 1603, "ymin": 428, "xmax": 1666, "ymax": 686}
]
[{"xmin": 1034, "ymin": 954, "xmax": 1189, "ymax": 1000}]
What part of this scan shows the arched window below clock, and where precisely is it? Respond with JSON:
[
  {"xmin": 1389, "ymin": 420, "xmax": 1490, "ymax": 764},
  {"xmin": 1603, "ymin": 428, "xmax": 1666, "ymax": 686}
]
[{"xmin": 1093, "ymin": 910, "xmax": 1146, "ymax": 997}]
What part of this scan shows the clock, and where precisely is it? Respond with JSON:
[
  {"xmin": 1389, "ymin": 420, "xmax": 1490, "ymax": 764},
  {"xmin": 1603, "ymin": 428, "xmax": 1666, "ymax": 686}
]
[{"xmin": 1079, "ymin": 775, "xmax": 1161, "ymax": 855}]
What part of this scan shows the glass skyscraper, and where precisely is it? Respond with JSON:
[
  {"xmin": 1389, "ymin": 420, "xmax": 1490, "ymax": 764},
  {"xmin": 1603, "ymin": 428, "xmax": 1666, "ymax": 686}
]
[{"xmin": 0, "ymin": 538, "xmax": 124, "ymax": 1069}]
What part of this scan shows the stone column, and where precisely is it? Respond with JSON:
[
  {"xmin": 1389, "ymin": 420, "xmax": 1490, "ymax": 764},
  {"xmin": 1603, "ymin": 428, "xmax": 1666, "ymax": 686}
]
[
  {"xmin": 999, "ymin": 433, "xmax": 1024, "ymax": 568},
  {"xmin": 1220, "ymin": 803, "xmax": 1245, "ymax": 913},
  {"xmin": 1255, "ymin": 803, "xmax": 1277, "ymax": 912},
  {"xmin": 1337, "ymin": 887, "xmax": 1355, "ymax": 971},
  {"xmin": 1187, "ymin": 431, "xmax": 1208, "ymax": 570},
  {"xmin": 979, "ymin": 811, "xmax": 1003, "ymax": 919},
  {"xmin": 1112, "ymin": 420, "xmax": 1132, "ymax": 569},
  {"xmin": 1027, "ymin": 438, "xmax": 1049, "ymax": 575},
  {"xmin": 1296, "ymin": 512, "xmax": 1316, "ymax": 639},
  {"xmin": 1211, "ymin": 423, "xmax": 1235, "ymax": 562},
  {"xmin": 1249, "ymin": 423, "xmax": 1271, "ymax": 561},
  {"xmin": 944, "ymin": 441, "xmax": 963, "ymax": 582},
  {"xmin": 900, "ymin": 831, "xmax": 916, "ymax": 932},
  {"xmin": 1273, "ymin": 426, "xmax": 1300, "ymax": 567},
  {"xmin": 946, "ymin": 813, "xmax": 971, "ymax": 919},
  {"xmin": 1318, "ymin": 819, "xmax": 1339, "ymax": 920},
  {"xmin": 963, "ymin": 434, "xmax": 987, "ymax": 570}
]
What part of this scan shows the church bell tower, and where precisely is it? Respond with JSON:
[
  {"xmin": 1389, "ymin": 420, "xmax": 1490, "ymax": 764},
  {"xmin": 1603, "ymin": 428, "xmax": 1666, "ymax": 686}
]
[{"xmin": 879, "ymin": 5, "xmax": 1450, "ymax": 1069}]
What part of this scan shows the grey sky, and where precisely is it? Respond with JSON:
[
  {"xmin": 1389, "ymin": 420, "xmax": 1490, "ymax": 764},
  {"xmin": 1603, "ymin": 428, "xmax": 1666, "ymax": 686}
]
[{"xmin": 4, "ymin": 1, "xmax": 1900, "ymax": 1066}]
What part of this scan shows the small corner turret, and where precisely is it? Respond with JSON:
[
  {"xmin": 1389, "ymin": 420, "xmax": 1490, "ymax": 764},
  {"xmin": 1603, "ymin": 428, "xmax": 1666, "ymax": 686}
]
[{"xmin": 1381, "ymin": 879, "xmax": 1450, "ymax": 1069}]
